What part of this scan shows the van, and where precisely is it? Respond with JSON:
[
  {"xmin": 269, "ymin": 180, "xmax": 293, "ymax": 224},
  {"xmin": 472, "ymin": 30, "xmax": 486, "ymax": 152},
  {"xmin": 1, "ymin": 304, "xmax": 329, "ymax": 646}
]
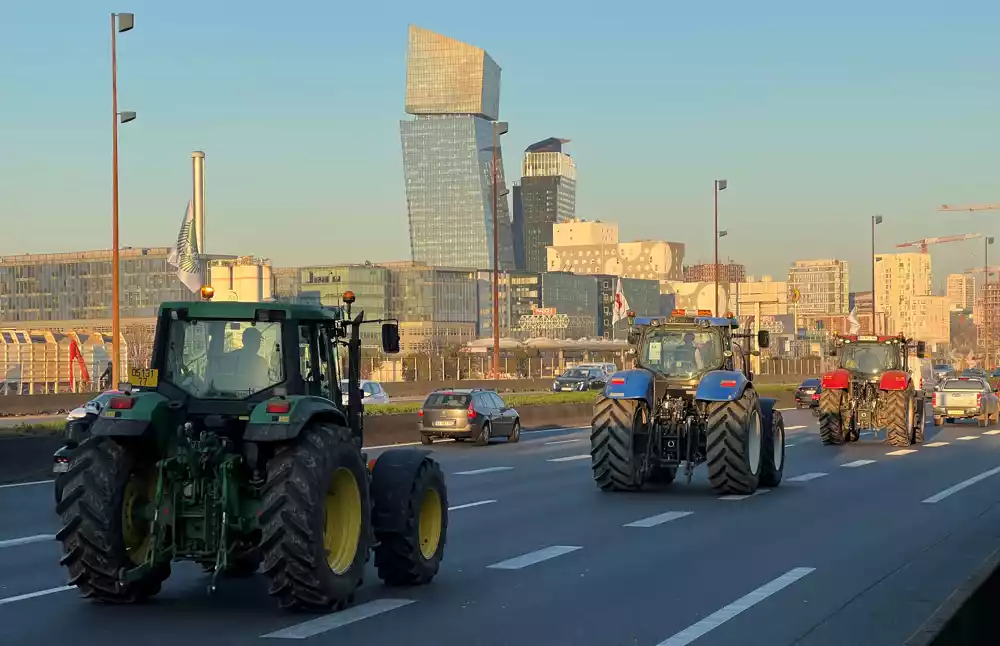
[{"xmin": 908, "ymin": 355, "xmax": 936, "ymax": 395}]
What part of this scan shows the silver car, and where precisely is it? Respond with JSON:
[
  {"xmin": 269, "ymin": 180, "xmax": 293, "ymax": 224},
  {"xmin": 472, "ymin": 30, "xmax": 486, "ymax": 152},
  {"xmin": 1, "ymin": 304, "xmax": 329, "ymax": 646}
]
[
  {"xmin": 339, "ymin": 379, "xmax": 390, "ymax": 406},
  {"xmin": 932, "ymin": 377, "xmax": 999, "ymax": 427}
]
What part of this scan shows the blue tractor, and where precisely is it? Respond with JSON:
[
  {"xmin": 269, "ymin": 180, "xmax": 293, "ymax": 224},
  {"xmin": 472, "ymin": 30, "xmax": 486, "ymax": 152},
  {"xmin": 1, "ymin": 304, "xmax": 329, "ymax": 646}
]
[{"xmin": 590, "ymin": 309, "xmax": 785, "ymax": 495}]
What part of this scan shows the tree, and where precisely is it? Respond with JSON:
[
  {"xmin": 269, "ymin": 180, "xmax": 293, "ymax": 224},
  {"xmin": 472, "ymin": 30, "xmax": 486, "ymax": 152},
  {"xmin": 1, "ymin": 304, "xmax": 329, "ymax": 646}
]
[{"xmin": 122, "ymin": 324, "xmax": 155, "ymax": 371}]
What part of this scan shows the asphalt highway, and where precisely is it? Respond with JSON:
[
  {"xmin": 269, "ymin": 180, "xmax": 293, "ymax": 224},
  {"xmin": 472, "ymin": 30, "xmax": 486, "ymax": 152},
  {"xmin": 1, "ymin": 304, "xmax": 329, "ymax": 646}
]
[{"xmin": 4, "ymin": 406, "xmax": 1000, "ymax": 645}]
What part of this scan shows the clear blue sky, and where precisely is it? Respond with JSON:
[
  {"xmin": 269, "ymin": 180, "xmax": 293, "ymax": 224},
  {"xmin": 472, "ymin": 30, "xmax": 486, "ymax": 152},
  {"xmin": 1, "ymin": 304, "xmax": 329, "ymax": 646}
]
[{"xmin": 2, "ymin": 0, "xmax": 997, "ymax": 291}]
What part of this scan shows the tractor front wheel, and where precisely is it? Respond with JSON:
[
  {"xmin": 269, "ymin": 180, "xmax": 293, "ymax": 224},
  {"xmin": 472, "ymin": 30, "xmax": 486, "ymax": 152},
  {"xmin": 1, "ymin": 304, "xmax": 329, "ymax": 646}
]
[
  {"xmin": 55, "ymin": 436, "xmax": 170, "ymax": 603},
  {"xmin": 260, "ymin": 422, "xmax": 369, "ymax": 612},
  {"xmin": 884, "ymin": 389, "xmax": 914, "ymax": 447}
]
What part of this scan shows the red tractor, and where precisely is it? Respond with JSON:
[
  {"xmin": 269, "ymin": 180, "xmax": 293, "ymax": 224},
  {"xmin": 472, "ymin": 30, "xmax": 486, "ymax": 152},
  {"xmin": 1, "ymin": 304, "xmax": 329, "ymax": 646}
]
[{"xmin": 818, "ymin": 333, "xmax": 926, "ymax": 447}]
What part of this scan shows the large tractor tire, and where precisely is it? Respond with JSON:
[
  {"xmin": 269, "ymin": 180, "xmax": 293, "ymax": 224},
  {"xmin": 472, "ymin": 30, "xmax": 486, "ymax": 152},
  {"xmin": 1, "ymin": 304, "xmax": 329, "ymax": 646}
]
[
  {"xmin": 913, "ymin": 396, "xmax": 926, "ymax": 444},
  {"xmin": 55, "ymin": 436, "xmax": 170, "ymax": 603},
  {"xmin": 704, "ymin": 389, "xmax": 763, "ymax": 495},
  {"xmin": 759, "ymin": 399, "xmax": 785, "ymax": 488},
  {"xmin": 590, "ymin": 396, "xmax": 647, "ymax": 491},
  {"xmin": 818, "ymin": 388, "xmax": 847, "ymax": 445},
  {"xmin": 884, "ymin": 389, "xmax": 915, "ymax": 447},
  {"xmin": 371, "ymin": 450, "xmax": 448, "ymax": 586},
  {"xmin": 260, "ymin": 422, "xmax": 370, "ymax": 612}
]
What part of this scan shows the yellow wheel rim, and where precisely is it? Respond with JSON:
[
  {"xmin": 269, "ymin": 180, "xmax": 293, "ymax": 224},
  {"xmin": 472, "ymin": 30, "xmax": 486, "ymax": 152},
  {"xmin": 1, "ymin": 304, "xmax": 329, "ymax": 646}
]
[
  {"xmin": 323, "ymin": 467, "xmax": 362, "ymax": 574},
  {"xmin": 418, "ymin": 488, "xmax": 442, "ymax": 560},
  {"xmin": 121, "ymin": 475, "xmax": 154, "ymax": 565}
]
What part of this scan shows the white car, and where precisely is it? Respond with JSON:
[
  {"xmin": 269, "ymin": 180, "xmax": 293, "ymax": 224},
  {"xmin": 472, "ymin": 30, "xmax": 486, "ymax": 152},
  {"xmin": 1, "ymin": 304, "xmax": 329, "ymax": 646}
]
[
  {"xmin": 339, "ymin": 379, "xmax": 390, "ymax": 406},
  {"xmin": 65, "ymin": 391, "xmax": 122, "ymax": 421}
]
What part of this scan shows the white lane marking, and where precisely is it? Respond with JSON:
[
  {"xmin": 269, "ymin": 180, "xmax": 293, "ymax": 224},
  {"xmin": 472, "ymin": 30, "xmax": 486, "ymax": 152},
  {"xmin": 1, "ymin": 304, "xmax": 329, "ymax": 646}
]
[
  {"xmin": 655, "ymin": 567, "xmax": 816, "ymax": 646},
  {"xmin": 545, "ymin": 438, "xmax": 583, "ymax": 445},
  {"xmin": 448, "ymin": 500, "xmax": 496, "ymax": 511},
  {"xmin": 841, "ymin": 459, "xmax": 876, "ymax": 468},
  {"xmin": 785, "ymin": 425, "xmax": 807, "ymax": 430},
  {"xmin": 0, "ymin": 585, "xmax": 74, "ymax": 606},
  {"xmin": 0, "ymin": 534, "xmax": 54, "ymax": 549},
  {"xmin": 487, "ymin": 545, "xmax": 582, "ymax": 570},
  {"xmin": 362, "ymin": 425, "xmax": 588, "ymax": 450},
  {"xmin": 524, "ymin": 426, "xmax": 588, "ymax": 435},
  {"xmin": 886, "ymin": 449, "xmax": 917, "ymax": 456},
  {"xmin": 625, "ymin": 511, "xmax": 694, "ymax": 528},
  {"xmin": 787, "ymin": 472, "xmax": 828, "ymax": 482},
  {"xmin": 363, "ymin": 441, "xmax": 423, "ymax": 450},
  {"xmin": 262, "ymin": 599, "xmax": 416, "ymax": 639},
  {"xmin": 719, "ymin": 489, "xmax": 770, "ymax": 501},
  {"xmin": 922, "ymin": 466, "xmax": 1000, "ymax": 504},
  {"xmin": 547, "ymin": 454, "xmax": 590, "ymax": 462},
  {"xmin": 0, "ymin": 479, "xmax": 54, "ymax": 490},
  {"xmin": 984, "ymin": 430, "xmax": 1000, "ymax": 435},
  {"xmin": 924, "ymin": 442, "xmax": 950, "ymax": 447},
  {"xmin": 956, "ymin": 436, "xmax": 980, "ymax": 441},
  {"xmin": 453, "ymin": 467, "xmax": 514, "ymax": 475}
]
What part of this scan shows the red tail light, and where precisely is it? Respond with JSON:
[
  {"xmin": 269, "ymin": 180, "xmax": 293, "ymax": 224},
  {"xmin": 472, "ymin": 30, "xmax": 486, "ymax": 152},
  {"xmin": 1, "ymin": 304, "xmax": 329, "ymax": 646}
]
[
  {"xmin": 812, "ymin": 393, "xmax": 820, "ymax": 400},
  {"xmin": 932, "ymin": 392, "xmax": 937, "ymax": 406},
  {"xmin": 418, "ymin": 409, "xmax": 424, "ymax": 417},
  {"xmin": 978, "ymin": 393, "xmax": 983, "ymax": 407},
  {"xmin": 110, "ymin": 397, "xmax": 134, "ymax": 410},
  {"xmin": 720, "ymin": 380, "xmax": 737, "ymax": 387},
  {"xmin": 467, "ymin": 404, "xmax": 476, "ymax": 419},
  {"xmin": 266, "ymin": 401, "xmax": 291, "ymax": 414},
  {"xmin": 611, "ymin": 377, "xmax": 625, "ymax": 385}
]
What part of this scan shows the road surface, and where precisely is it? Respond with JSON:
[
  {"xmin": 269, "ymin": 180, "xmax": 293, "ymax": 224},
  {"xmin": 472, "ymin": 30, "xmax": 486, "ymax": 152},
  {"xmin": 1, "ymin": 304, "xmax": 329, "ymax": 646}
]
[{"xmin": 3, "ymin": 407, "xmax": 1000, "ymax": 645}]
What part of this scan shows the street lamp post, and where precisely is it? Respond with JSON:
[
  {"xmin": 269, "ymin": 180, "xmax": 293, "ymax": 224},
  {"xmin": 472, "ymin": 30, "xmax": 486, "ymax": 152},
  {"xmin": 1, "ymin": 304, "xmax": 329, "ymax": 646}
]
[
  {"xmin": 871, "ymin": 215, "xmax": 882, "ymax": 334},
  {"xmin": 714, "ymin": 179, "xmax": 727, "ymax": 315},
  {"xmin": 491, "ymin": 121, "xmax": 509, "ymax": 378},
  {"xmin": 111, "ymin": 11, "xmax": 135, "ymax": 388},
  {"xmin": 986, "ymin": 236, "xmax": 995, "ymax": 367}
]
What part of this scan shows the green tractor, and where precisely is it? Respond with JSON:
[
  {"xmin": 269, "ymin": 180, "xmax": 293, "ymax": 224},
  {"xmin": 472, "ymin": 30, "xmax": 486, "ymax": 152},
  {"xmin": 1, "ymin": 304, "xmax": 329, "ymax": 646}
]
[{"xmin": 55, "ymin": 289, "xmax": 448, "ymax": 612}]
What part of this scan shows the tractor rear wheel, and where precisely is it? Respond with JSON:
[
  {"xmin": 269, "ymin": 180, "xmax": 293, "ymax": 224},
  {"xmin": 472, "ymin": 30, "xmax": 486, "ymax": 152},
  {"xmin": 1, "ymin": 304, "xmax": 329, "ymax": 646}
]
[
  {"xmin": 55, "ymin": 436, "xmax": 170, "ymax": 603},
  {"xmin": 705, "ymin": 389, "xmax": 762, "ymax": 495},
  {"xmin": 818, "ymin": 389, "xmax": 847, "ymax": 445},
  {"xmin": 759, "ymin": 406, "xmax": 785, "ymax": 488},
  {"xmin": 590, "ymin": 396, "xmax": 646, "ymax": 491},
  {"xmin": 913, "ymin": 397, "xmax": 926, "ymax": 443},
  {"xmin": 260, "ymin": 422, "xmax": 369, "ymax": 612},
  {"xmin": 884, "ymin": 389, "xmax": 914, "ymax": 447},
  {"xmin": 371, "ymin": 452, "xmax": 448, "ymax": 586}
]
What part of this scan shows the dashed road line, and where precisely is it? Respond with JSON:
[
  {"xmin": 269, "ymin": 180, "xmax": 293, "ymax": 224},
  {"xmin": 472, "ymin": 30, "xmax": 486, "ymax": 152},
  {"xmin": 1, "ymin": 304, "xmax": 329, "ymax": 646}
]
[
  {"xmin": 453, "ymin": 467, "xmax": 514, "ymax": 476},
  {"xmin": 448, "ymin": 500, "xmax": 496, "ymax": 511},
  {"xmin": 841, "ymin": 459, "xmax": 876, "ymax": 468},
  {"xmin": 487, "ymin": 545, "xmax": 582, "ymax": 570},
  {"xmin": 886, "ymin": 449, "xmax": 917, "ymax": 456},
  {"xmin": 0, "ymin": 534, "xmax": 54, "ymax": 549},
  {"xmin": 262, "ymin": 599, "xmax": 416, "ymax": 639},
  {"xmin": 624, "ymin": 511, "xmax": 694, "ymax": 528},
  {"xmin": 984, "ymin": 430, "xmax": 1000, "ymax": 436},
  {"xmin": 956, "ymin": 436, "xmax": 980, "ymax": 441},
  {"xmin": 785, "ymin": 425, "xmax": 808, "ymax": 430},
  {"xmin": 719, "ymin": 489, "xmax": 770, "ymax": 501},
  {"xmin": 923, "ymin": 442, "xmax": 950, "ymax": 447},
  {"xmin": 547, "ymin": 454, "xmax": 590, "ymax": 463},
  {"xmin": 0, "ymin": 480, "xmax": 54, "ymax": 490},
  {"xmin": 923, "ymin": 466, "xmax": 1000, "ymax": 504},
  {"xmin": 787, "ymin": 472, "xmax": 828, "ymax": 482},
  {"xmin": 655, "ymin": 567, "xmax": 816, "ymax": 645},
  {"xmin": 545, "ymin": 438, "xmax": 583, "ymax": 445},
  {"xmin": 0, "ymin": 585, "xmax": 74, "ymax": 606}
]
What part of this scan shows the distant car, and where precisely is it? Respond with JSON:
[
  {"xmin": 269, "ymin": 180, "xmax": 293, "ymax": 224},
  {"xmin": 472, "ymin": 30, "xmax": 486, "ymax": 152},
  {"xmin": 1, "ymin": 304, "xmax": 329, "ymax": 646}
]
[
  {"xmin": 795, "ymin": 378, "xmax": 821, "ymax": 408},
  {"xmin": 574, "ymin": 362, "xmax": 617, "ymax": 375},
  {"xmin": 339, "ymin": 379, "xmax": 390, "ymax": 406},
  {"xmin": 933, "ymin": 364, "xmax": 955, "ymax": 381},
  {"xmin": 418, "ymin": 388, "xmax": 520, "ymax": 446},
  {"xmin": 53, "ymin": 390, "xmax": 123, "ymax": 503},
  {"xmin": 552, "ymin": 367, "xmax": 608, "ymax": 392}
]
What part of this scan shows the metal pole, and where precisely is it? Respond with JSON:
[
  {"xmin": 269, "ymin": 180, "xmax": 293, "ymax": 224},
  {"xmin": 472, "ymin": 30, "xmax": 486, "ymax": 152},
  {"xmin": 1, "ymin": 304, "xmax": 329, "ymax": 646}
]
[
  {"xmin": 871, "ymin": 215, "xmax": 876, "ymax": 335},
  {"xmin": 192, "ymin": 151, "xmax": 206, "ymax": 255},
  {"xmin": 985, "ymin": 240, "xmax": 989, "ymax": 368},
  {"xmin": 111, "ymin": 14, "xmax": 121, "ymax": 388},
  {"xmin": 492, "ymin": 125, "xmax": 500, "ymax": 378},
  {"xmin": 714, "ymin": 181, "xmax": 720, "ymax": 316}
]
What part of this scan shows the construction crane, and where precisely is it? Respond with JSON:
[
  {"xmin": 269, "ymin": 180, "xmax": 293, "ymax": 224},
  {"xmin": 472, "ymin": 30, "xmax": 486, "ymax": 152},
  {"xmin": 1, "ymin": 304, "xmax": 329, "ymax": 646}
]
[
  {"xmin": 939, "ymin": 204, "xmax": 1000, "ymax": 213},
  {"xmin": 896, "ymin": 233, "xmax": 983, "ymax": 253}
]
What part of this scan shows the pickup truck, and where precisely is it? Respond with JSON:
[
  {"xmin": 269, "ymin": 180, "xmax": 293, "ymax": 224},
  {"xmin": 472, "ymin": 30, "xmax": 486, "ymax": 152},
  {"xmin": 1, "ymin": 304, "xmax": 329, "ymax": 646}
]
[{"xmin": 932, "ymin": 377, "xmax": 999, "ymax": 427}]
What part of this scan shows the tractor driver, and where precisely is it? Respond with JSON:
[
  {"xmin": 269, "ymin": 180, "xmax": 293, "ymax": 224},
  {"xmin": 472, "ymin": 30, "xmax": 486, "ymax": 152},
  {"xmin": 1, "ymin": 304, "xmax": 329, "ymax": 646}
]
[
  {"xmin": 205, "ymin": 327, "xmax": 271, "ymax": 394},
  {"xmin": 672, "ymin": 332, "xmax": 705, "ymax": 370}
]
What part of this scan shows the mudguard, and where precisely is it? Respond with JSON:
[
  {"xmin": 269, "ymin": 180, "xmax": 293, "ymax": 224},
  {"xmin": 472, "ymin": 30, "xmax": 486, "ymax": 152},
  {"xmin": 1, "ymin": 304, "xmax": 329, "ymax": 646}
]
[
  {"xmin": 821, "ymin": 368, "xmax": 851, "ymax": 390},
  {"xmin": 695, "ymin": 370, "xmax": 749, "ymax": 402},
  {"xmin": 244, "ymin": 395, "xmax": 349, "ymax": 442},
  {"xmin": 369, "ymin": 447, "xmax": 435, "ymax": 534},
  {"xmin": 879, "ymin": 370, "xmax": 910, "ymax": 391},
  {"xmin": 602, "ymin": 369, "xmax": 655, "ymax": 408},
  {"xmin": 90, "ymin": 391, "xmax": 168, "ymax": 438}
]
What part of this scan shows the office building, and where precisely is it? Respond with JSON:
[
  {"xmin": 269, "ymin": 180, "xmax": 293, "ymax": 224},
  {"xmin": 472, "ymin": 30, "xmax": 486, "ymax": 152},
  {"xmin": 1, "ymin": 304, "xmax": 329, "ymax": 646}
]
[
  {"xmin": 381, "ymin": 261, "xmax": 478, "ymax": 353},
  {"xmin": 684, "ymin": 263, "xmax": 746, "ymax": 284},
  {"xmin": 297, "ymin": 264, "xmax": 391, "ymax": 347},
  {"xmin": 518, "ymin": 138, "xmax": 577, "ymax": 272},
  {"xmin": 400, "ymin": 25, "xmax": 514, "ymax": 271},
  {"xmin": 546, "ymin": 220, "xmax": 685, "ymax": 281},
  {"xmin": 511, "ymin": 184, "xmax": 526, "ymax": 270},
  {"xmin": 540, "ymin": 272, "xmax": 600, "ymax": 338},
  {"xmin": 787, "ymin": 259, "xmax": 850, "ymax": 315},
  {"xmin": 595, "ymin": 275, "xmax": 660, "ymax": 338},
  {"xmin": 946, "ymin": 273, "xmax": 976, "ymax": 311},
  {"xmin": 475, "ymin": 270, "xmax": 542, "ymax": 338},
  {"xmin": 874, "ymin": 253, "xmax": 932, "ymax": 336}
]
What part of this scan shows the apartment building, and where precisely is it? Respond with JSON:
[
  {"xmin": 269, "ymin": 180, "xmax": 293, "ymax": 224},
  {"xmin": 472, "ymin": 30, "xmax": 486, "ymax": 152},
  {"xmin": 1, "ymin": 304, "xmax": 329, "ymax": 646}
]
[
  {"xmin": 946, "ymin": 273, "xmax": 976, "ymax": 311},
  {"xmin": 874, "ymin": 253, "xmax": 932, "ymax": 336},
  {"xmin": 787, "ymin": 259, "xmax": 850, "ymax": 315}
]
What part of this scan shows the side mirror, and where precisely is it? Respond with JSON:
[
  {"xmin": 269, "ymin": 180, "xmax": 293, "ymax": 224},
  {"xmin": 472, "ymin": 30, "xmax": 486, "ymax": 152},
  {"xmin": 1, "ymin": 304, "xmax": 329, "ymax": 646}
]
[
  {"xmin": 381, "ymin": 322, "xmax": 400, "ymax": 354},
  {"xmin": 916, "ymin": 341, "xmax": 926, "ymax": 359},
  {"xmin": 757, "ymin": 330, "xmax": 770, "ymax": 349},
  {"xmin": 627, "ymin": 331, "xmax": 640, "ymax": 345}
]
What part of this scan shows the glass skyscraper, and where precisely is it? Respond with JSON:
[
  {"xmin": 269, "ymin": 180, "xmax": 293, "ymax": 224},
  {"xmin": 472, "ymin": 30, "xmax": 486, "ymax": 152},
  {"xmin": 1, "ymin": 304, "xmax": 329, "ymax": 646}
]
[
  {"xmin": 518, "ymin": 138, "xmax": 577, "ymax": 273},
  {"xmin": 400, "ymin": 25, "xmax": 514, "ymax": 271}
]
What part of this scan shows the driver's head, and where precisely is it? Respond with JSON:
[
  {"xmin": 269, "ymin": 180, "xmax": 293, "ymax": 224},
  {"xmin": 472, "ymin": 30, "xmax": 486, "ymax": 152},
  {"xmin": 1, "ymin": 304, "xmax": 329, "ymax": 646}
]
[
  {"xmin": 683, "ymin": 332, "xmax": 695, "ymax": 345},
  {"xmin": 242, "ymin": 327, "xmax": 262, "ymax": 353}
]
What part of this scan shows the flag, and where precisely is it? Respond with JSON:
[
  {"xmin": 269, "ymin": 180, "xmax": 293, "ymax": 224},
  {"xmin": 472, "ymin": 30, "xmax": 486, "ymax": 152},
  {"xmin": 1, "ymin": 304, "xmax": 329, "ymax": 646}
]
[
  {"xmin": 168, "ymin": 200, "xmax": 203, "ymax": 293},
  {"xmin": 847, "ymin": 305, "xmax": 861, "ymax": 334},
  {"xmin": 612, "ymin": 277, "xmax": 631, "ymax": 325}
]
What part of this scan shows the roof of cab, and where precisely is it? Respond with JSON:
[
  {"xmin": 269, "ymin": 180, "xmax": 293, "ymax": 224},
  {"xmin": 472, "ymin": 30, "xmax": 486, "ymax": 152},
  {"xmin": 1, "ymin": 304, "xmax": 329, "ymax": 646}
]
[
  {"xmin": 634, "ymin": 315, "xmax": 738, "ymax": 328},
  {"xmin": 158, "ymin": 301, "xmax": 344, "ymax": 321}
]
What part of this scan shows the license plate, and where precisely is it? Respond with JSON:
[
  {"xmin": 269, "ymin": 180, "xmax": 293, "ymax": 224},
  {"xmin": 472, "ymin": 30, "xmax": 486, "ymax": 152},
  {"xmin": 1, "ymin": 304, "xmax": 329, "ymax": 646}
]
[
  {"xmin": 948, "ymin": 409, "xmax": 964, "ymax": 415},
  {"xmin": 562, "ymin": 387, "xmax": 574, "ymax": 391},
  {"xmin": 52, "ymin": 462, "xmax": 68, "ymax": 474},
  {"xmin": 433, "ymin": 421, "xmax": 455, "ymax": 427}
]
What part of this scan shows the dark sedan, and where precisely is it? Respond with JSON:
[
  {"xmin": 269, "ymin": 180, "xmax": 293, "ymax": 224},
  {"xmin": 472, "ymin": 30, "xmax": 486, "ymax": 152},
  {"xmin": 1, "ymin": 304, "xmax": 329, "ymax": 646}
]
[
  {"xmin": 795, "ymin": 378, "xmax": 822, "ymax": 408},
  {"xmin": 552, "ymin": 367, "xmax": 608, "ymax": 392}
]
